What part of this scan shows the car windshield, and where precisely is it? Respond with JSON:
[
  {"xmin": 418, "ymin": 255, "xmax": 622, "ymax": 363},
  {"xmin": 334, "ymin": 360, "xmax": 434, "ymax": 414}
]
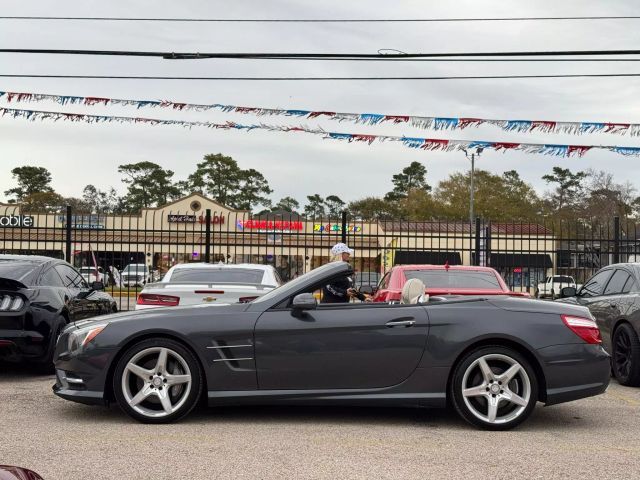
[
  {"xmin": 0, "ymin": 260, "xmax": 37, "ymax": 282},
  {"xmin": 252, "ymin": 262, "xmax": 345, "ymax": 304},
  {"xmin": 404, "ymin": 270, "xmax": 503, "ymax": 290},
  {"xmin": 552, "ymin": 276, "xmax": 574, "ymax": 283},
  {"xmin": 169, "ymin": 268, "xmax": 266, "ymax": 284},
  {"xmin": 123, "ymin": 265, "xmax": 147, "ymax": 273}
]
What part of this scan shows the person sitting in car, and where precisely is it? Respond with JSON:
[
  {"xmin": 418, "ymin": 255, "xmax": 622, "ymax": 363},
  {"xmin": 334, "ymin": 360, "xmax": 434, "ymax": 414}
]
[{"xmin": 321, "ymin": 243, "xmax": 370, "ymax": 303}]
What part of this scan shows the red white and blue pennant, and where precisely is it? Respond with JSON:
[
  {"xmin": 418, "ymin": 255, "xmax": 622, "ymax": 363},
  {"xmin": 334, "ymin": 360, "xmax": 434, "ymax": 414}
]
[
  {"xmin": 2, "ymin": 106, "xmax": 639, "ymax": 157},
  {"xmin": 1, "ymin": 90, "xmax": 638, "ymax": 136}
]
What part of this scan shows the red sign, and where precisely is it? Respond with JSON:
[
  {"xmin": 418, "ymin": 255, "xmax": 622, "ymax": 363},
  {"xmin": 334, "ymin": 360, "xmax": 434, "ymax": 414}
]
[
  {"xmin": 198, "ymin": 214, "xmax": 225, "ymax": 225},
  {"xmin": 513, "ymin": 267, "xmax": 522, "ymax": 273},
  {"xmin": 237, "ymin": 220, "xmax": 304, "ymax": 231}
]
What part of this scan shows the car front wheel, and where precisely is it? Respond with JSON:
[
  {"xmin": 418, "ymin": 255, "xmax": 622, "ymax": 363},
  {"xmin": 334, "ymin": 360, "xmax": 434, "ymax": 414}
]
[
  {"xmin": 612, "ymin": 323, "xmax": 640, "ymax": 386},
  {"xmin": 113, "ymin": 338, "xmax": 203, "ymax": 423},
  {"xmin": 450, "ymin": 346, "xmax": 538, "ymax": 430}
]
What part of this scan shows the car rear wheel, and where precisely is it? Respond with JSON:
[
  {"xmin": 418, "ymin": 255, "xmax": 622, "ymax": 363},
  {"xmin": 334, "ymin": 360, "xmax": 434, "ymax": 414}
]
[
  {"xmin": 113, "ymin": 338, "xmax": 202, "ymax": 423},
  {"xmin": 450, "ymin": 346, "xmax": 538, "ymax": 430},
  {"xmin": 612, "ymin": 323, "xmax": 640, "ymax": 387}
]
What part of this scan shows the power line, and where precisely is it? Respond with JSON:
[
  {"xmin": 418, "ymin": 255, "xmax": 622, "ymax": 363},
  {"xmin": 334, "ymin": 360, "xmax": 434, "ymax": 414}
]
[
  {"xmin": 2, "ymin": 73, "xmax": 640, "ymax": 81},
  {"xmin": 1, "ymin": 15, "xmax": 639, "ymax": 23},
  {"xmin": 4, "ymin": 48, "xmax": 640, "ymax": 61}
]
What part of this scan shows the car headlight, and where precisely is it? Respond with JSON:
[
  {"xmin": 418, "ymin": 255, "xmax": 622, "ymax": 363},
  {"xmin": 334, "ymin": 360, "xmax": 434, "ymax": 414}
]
[{"xmin": 67, "ymin": 323, "xmax": 109, "ymax": 354}]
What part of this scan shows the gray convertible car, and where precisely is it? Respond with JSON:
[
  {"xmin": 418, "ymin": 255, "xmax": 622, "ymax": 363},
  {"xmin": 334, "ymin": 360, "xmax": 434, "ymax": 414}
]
[{"xmin": 53, "ymin": 261, "xmax": 610, "ymax": 430}]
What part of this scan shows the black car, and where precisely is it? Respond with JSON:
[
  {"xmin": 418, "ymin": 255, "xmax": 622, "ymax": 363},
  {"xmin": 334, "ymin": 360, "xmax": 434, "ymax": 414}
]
[
  {"xmin": 557, "ymin": 263, "xmax": 640, "ymax": 386},
  {"xmin": 0, "ymin": 254, "xmax": 117, "ymax": 369},
  {"xmin": 53, "ymin": 261, "xmax": 609, "ymax": 430}
]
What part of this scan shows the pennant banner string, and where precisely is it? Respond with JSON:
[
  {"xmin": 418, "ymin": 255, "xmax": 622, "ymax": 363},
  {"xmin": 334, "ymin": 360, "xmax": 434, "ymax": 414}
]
[
  {"xmin": 0, "ymin": 89, "xmax": 638, "ymax": 136},
  {"xmin": 1, "ymin": 106, "xmax": 639, "ymax": 157}
]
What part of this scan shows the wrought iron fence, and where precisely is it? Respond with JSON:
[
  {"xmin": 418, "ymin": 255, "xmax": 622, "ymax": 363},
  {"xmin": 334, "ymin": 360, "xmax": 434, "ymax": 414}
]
[{"xmin": 0, "ymin": 201, "xmax": 636, "ymax": 309}]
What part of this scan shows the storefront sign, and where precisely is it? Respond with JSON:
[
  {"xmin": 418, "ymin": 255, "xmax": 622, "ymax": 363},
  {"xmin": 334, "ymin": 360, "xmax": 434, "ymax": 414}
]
[
  {"xmin": 0, "ymin": 214, "xmax": 34, "ymax": 228},
  {"xmin": 57, "ymin": 214, "xmax": 105, "ymax": 229},
  {"xmin": 168, "ymin": 214, "xmax": 197, "ymax": 223},
  {"xmin": 313, "ymin": 224, "xmax": 362, "ymax": 233},
  {"xmin": 167, "ymin": 214, "xmax": 225, "ymax": 224},
  {"xmin": 237, "ymin": 220, "xmax": 304, "ymax": 232}
]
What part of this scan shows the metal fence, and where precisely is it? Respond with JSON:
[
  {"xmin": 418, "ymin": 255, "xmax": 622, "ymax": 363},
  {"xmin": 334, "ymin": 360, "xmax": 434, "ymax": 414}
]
[{"xmin": 0, "ymin": 202, "xmax": 637, "ymax": 309}]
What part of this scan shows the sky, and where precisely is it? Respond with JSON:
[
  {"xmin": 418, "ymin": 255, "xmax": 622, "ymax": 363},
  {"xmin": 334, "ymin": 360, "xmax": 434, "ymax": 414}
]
[{"xmin": 1, "ymin": 0, "xmax": 640, "ymax": 207}]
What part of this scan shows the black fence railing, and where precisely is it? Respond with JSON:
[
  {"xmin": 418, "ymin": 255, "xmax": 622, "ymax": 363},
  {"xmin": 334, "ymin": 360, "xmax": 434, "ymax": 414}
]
[{"xmin": 0, "ymin": 201, "xmax": 637, "ymax": 309}]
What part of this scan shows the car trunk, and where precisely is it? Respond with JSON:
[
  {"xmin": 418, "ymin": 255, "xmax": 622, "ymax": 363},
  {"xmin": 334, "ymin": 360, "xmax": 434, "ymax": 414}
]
[{"xmin": 139, "ymin": 282, "xmax": 273, "ymax": 307}]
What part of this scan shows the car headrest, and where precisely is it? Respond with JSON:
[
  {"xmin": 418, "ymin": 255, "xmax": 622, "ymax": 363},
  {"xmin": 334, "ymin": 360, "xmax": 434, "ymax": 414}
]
[{"xmin": 401, "ymin": 278, "xmax": 426, "ymax": 304}]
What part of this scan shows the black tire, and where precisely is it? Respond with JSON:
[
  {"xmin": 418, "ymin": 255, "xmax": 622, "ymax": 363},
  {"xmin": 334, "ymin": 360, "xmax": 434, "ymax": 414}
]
[
  {"xmin": 450, "ymin": 346, "xmax": 538, "ymax": 431},
  {"xmin": 113, "ymin": 337, "xmax": 203, "ymax": 424},
  {"xmin": 612, "ymin": 323, "xmax": 640, "ymax": 387}
]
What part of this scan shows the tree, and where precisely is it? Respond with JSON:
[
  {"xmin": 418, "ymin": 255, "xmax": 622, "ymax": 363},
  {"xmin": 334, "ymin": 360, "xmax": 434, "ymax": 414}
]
[
  {"xmin": 434, "ymin": 169, "xmax": 540, "ymax": 221},
  {"xmin": 542, "ymin": 167, "xmax": 587, "ymax": 211},
  {"xmin": 385, "ymin": 161, "xmax": 431, "ymax": 201},
  {"xmin": 325, "ymin": 195, "xmax": 346, "ymax": 218},
  {"xmin": 348, "ymin": 196, "xmax": 399, "ymax": 220},
  {"xmin": 20, "ymin": 192, "xmax": 65, "ymax": 213},
  {"xmin": 188, "ymin": 154, "xmax": 242, "ymax": 206},
  {"xmin": 304, "ymin": 194, "xmax": 326, "ymax": 218},
  {"xmin": 4, "ymin": 166, "xmax": 54, "ymax": 202},
  {"xmin": 118, "ymin": 161, "xmax": 181, "ymax": 211},
  {"xmin": 581, "ymin": 169, "xmax": 637, "ymax": 220},
  {"xmin": 81, "ymin": 185, "xmax": 123, "ymax": 213},
  {"xmin": 272, "ymin": 196, "xmax": 300, "ymax": 213},
  {"xmin": 233, "ymin": 169, "xmax": 273, "ymax": 210}
]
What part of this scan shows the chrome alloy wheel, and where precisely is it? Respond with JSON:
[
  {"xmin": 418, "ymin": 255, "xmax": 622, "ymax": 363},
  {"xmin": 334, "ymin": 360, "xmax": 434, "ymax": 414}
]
[
  {"xmin": 461, "ymin": 354, "xmax": 532, "ymax": 425},
  {"xmin": 121, "ymin": 347, "xmax": 192, "ymax": 418}
]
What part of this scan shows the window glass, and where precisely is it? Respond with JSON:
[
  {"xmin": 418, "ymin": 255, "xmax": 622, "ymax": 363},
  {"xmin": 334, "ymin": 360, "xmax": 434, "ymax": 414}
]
[
  {"xmin": 622, "ymin": 276, "xmax": 638, "ymax": 293},
  {"xmin": 169, "ymin": 268, "xmax": 266, "ymax": 284},
  {"xmin": 552, "ymin": 276, "xmax": 574, "ymax": 283},
  {"xmin": 604, "ymin": 270, "xmax": 631, "ymax": 295},
  {"xmin": 40, "ymin": 268, "xmax": 64, "ymax": 287},
  {"xmin": 0, "ymin": 259, "xmax": 38, "ymax": 283},
  {"xmin": 55, "ymin": 265, "xmax": 87, "ymax": 289},
  {"xmin": 378, "ymin": 272, "xmax": 391, "ymax": 290},
  {"xmin": 580, "ymin": 270, "xmax": 613, "ymax": 297},
  {"xmin": 404, "ymin": 270, "xmax": 502, "ymax": 290}
]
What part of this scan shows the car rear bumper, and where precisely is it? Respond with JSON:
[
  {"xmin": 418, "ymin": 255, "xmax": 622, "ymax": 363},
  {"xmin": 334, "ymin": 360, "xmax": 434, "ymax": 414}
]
[
  {"xmin": 538, "ymin": 343, "xmax": 611, "ymax": 406},
  {"xmin": 0, "ymin": 329, "xmax": 46, "ymax": 360}
]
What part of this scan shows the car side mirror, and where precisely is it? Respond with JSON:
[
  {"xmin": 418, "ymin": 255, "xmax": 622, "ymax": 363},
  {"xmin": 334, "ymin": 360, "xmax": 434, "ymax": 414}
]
[
  {"xmin": 91, "ymin": 281, "xmax": 105, "ymax": 291},
  {"xmin": 560, "ymin": 286, "xmax": 577, "ymax": 298},
  {"xmin": 291, "ymin": 293, "xmax": 317, "ymax": 314}
]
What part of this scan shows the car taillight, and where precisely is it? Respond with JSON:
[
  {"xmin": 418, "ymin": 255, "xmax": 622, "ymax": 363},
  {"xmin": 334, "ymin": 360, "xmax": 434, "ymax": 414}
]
[
  {"xmin": 238, "ymin": 296, "xmax": 258, "ymax": 303},
  {"xmin": 137, "ymin": 294, "xmax": 180, "ymax": 307},
  {"xmin": 561, "ymin": 314, "xmax": 602, "ymax": 344},
  {"xmin": 0, "ymin": 294, "xmax": 25, "ymax": 311}
]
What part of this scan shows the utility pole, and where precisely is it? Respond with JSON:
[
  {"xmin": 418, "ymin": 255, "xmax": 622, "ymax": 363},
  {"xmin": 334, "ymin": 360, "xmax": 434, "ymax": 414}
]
[{"xmin": 463, "ymin": 147, "xmax": 483, "ymax": 226}]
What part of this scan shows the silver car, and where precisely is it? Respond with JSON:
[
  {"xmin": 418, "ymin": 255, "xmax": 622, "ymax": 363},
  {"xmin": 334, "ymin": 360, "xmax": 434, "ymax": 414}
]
[{"xmin": 135, "ymin": 263, "xmax": 282, "ymax": 310}]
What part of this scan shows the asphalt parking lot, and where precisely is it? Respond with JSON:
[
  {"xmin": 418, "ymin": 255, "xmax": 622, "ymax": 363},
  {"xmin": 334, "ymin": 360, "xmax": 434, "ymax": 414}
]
[{"xmin": 1, "ymin": 368, "xmax": 639, "ymax": 480}]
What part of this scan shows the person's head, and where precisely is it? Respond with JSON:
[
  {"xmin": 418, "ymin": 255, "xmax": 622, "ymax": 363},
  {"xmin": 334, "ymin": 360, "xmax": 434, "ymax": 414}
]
[{"xmin": 330, "ymin": 243, "xmax": 354, "ymax": 262}]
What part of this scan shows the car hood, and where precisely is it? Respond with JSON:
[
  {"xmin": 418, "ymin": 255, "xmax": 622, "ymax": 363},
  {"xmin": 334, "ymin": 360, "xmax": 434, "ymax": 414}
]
[{"xmin": 70, "ymin": 302, "xmax": 250, "ymax": 329}]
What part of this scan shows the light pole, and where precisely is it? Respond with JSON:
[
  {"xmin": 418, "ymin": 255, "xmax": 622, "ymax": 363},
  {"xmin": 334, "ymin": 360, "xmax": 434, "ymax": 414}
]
[{"xmin": 463, "ymin": 147, "xmax": 483, "ymax": 226}]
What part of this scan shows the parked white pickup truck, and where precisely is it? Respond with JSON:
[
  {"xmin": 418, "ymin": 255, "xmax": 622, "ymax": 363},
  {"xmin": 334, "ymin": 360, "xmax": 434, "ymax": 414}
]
[{"xmin": 535, "ymin": 275, "xmax": 580, "ymax": 299}]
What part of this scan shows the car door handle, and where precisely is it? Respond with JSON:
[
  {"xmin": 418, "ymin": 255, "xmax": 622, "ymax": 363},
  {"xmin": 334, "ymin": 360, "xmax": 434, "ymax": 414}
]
[{"xmin": 386, "ymin": 319, "xmax": 415, "ymax": 328}]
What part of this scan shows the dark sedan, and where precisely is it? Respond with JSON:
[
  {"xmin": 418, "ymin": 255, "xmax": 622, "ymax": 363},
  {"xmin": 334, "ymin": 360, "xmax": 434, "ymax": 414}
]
[
  {"xmin": 0, "ymin": 255, "xmax": 117, "ymax": 369},
  {"xmin": 557, "ymin": 263, "xmax": 640, "ymax": 386},
  {"xmin": 53, "ymin": 261, "xmax": 609, "ymax": 430}
]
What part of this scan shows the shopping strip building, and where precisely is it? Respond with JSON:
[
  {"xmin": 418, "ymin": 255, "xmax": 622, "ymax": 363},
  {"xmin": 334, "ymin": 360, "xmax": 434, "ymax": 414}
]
[{"xmin": 0, "ymin": 193, "xmax": 558, "ymax": 293}]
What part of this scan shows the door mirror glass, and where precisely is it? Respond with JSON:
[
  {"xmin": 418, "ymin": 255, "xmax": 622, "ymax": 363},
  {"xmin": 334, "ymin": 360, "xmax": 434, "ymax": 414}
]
[
  {"xmin": 291, "ymin": 293, "xmax": 317, "ymax": 311},
  {"xmin": 91, "ymin": 281, "xmax": 105, "ymax": 291},
  {"xmin": 560, "ymin": 286, "xmax": 577, "ymax": 298}
]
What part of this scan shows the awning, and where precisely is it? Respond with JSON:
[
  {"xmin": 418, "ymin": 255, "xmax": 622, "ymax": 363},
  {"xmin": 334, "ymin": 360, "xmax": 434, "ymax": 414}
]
[
  {"xmin": 394, "ymin": 250, "xmax": 462, "ymax": 265},
  {"xmin": 487, "ymin": 253, "xmax": 553, "ymax": 269}
]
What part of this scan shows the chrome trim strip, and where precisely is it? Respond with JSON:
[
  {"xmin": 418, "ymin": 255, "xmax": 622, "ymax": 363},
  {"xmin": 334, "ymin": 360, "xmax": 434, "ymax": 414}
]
[
  {"xmin": 207, "ymin": 344, "xmax": 253, "ymax": 349},
  {"xmin": 213, "ymin": 357, "xmax": 253, "ymax": 362}
]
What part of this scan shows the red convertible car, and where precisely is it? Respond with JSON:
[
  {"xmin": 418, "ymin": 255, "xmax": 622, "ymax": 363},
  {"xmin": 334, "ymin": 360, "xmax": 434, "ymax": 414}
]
[{"xmin": 372, "ymin": 264, "xmax": 530, "ymax": 302}]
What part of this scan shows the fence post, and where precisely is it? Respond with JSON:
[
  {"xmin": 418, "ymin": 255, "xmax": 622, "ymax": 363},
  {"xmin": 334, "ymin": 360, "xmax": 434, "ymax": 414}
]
[
  {"xmin": 341, "ymin": 210, "xmax": 348, "ymax": 244},
  {"xmin": 474, "ymin": 217, "xmax": 481, "ymax": 266},
  {"xmin": 204, "ymin": 209, "xmax": 211, "ymax": 263},
  {"xmin": 65, "ymin": 205, "xmax": 72, "ymax": 263},
  {"xmin": 614, "ymin": 216, "xmax": 620, "ymax": 264}
]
